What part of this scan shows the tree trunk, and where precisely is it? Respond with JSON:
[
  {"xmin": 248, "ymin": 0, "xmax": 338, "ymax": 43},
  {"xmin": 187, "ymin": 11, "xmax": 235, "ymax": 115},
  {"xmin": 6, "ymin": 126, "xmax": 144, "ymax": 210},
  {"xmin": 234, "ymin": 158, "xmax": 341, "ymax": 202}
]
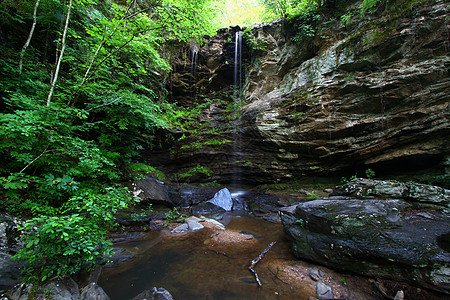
[
  {"xmin": 47, "ymin": 0, "xmax": 73, "ymax": 106},
  {"xmin": 19, "ymin": 0, "xmax": 40, "ymax": 76}
]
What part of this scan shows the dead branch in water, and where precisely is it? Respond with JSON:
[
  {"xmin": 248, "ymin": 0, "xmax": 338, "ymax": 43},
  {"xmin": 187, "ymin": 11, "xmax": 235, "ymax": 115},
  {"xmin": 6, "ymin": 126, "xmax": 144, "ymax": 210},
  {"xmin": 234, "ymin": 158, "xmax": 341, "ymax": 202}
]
[{"xmin": 249, "ymin": 241, "xmax": 276, "ymax": 286}]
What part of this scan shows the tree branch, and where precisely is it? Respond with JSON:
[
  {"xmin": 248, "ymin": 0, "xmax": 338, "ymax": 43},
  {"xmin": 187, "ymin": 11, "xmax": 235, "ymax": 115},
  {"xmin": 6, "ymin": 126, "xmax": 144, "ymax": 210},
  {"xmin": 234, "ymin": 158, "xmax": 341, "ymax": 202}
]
[
  {"xmin": 86, "ymin": 96, "xmax": 124, "ymax": 112},
  {"xmin": 249, "ymin": 241, "xmax": 276, "ymax": 286},
  {"xmin": 47, "ymin": 0, "xmax": 73, "ymax": 106},
  {"xmin": 19, "ymin": 0, "xmax": 40, "ymax": 76},
  {"xmin": 18, "ymin": 143, "xmax": 51, "ymax": 174}
]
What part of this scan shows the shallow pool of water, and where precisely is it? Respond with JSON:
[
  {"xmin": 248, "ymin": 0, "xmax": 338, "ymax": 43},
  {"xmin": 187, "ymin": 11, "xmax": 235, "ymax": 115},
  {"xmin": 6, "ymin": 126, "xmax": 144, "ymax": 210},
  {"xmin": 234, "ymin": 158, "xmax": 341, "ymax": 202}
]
[{"xmin": 98, "ymin": 214, "xmax": 314, "ymax": 299}]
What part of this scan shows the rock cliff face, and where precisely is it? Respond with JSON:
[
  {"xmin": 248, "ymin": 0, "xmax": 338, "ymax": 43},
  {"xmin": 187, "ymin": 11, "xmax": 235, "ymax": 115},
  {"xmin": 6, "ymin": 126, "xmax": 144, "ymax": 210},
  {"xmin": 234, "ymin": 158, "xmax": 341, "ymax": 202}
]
[{"xmin": 160, "ymin": 0, "xmax": 449, "ymax": 184}]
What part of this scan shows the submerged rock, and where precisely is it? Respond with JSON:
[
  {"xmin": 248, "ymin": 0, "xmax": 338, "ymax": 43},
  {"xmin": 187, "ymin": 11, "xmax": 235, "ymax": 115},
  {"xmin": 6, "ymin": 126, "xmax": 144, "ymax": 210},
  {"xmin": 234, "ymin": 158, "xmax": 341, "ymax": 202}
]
[
  {"xmin": 104, "ymin": 248, "xmax": 134, "ymax": 267},
  {"xmin": 131, "ymin": 287, "xmax": 173, "ymax": 300},
  {"xmin": 280, "ymin": 196, "xmax": 450, "ymax": 294}
]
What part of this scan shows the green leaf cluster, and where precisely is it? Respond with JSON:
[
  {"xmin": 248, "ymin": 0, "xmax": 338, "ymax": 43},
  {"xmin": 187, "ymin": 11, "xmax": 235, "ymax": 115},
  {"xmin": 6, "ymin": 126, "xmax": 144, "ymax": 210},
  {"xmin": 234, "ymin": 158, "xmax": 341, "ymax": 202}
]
[{"xmin": 15, "ymin": 214, "xmax": 112, "ymax": 283}]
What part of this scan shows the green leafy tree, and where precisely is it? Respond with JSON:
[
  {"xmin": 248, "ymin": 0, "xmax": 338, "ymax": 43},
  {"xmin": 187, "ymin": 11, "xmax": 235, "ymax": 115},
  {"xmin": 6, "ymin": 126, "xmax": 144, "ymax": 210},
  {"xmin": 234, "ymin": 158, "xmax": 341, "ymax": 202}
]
[{"xmin": 1, "ymin": 0, "xmax": 228, "ymax": 283}]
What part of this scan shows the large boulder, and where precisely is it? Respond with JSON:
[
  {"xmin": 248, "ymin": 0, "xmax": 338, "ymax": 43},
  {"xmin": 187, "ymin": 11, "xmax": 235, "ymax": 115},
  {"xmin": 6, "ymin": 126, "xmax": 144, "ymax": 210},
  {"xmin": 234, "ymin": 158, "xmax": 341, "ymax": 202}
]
[
  {"xmin": 192, "ymin": 188, "xmax": 233, "ymax": 214},
  {"xmin": 133, "ymin": 179, "xmax": 220, "ymax": 208},
  {"xmin": 280, "ymin": 196, "xmax": 450, "ymax": 294},
  {"xmin": 133, "ymin": 178, "xmax": 174, "ymax": 207}
]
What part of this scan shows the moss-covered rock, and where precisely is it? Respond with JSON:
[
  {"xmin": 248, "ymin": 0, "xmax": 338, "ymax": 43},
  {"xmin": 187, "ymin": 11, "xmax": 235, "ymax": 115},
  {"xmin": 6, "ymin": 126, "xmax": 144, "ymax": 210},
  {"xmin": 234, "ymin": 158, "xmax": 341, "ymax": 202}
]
[{"xmin": 280, "ymin": 191, "xmax": 450, "ymax": 294}]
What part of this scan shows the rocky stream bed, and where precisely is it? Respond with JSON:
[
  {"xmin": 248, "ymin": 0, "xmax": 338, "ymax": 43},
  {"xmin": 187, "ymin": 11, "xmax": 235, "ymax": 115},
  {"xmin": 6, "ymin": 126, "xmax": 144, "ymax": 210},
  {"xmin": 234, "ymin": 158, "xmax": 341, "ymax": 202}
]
[{"xmin": 2, "ymin": 178, "xmax": 448, "ymax": 299}]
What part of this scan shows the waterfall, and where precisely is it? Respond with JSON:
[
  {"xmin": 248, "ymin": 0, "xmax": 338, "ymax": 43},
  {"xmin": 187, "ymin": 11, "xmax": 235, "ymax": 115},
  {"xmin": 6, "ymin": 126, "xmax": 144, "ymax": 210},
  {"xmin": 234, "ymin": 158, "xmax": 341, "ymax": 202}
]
[
  {"xmin": 234, "ymin": 31, "xmax": 242, "ymax": 93},
  {"xmin": 232, "ymin": 31, "xmax": 242, "ymax": 186},
  {"xmin": 189, "ymin": 40, "xmax": 199, "ymax": 97}
]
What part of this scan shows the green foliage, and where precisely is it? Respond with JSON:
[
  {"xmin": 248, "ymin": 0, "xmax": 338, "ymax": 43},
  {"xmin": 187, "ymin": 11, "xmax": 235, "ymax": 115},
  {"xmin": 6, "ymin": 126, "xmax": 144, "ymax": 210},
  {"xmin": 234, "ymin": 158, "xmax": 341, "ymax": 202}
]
[
  {"xmin": 12, "ymin": 185, "xmax": 132, "ymax": 282},
  {"xmin": 177, "ymin": 165, "xmax": 212, "ymax": 179},
  {"xmin": 360, "ymin": 0, "xmax": 383, "ymax": 15},
  {"xmin": 208, "ymin": 0, "xmax": 267, "ymax": 27},
  {"xmin": 307, "ymin": 190, "xmax": 320, "ymax": 199},
  {"xmin": 126, "ymin": 163, "xmax": 166, "ymax": 181},
  {"xmin": 340, "ymin": 12, "xmax": 353, "ymax": 25},
  {"xmin": 180, "ymin": 138, "xmax": 231, "ymax": 151},
  {"xmin": 164, "ymin": 207, "xmax": 187, "ymax": 226},
  {"xmin": 62, "ymin": 186, "xmax": 132, "ymax": 225},
  {"xmin": 365, "ymin": 168, "xmax": 375, "ymax": 179},
  {"xmin": 295, "ymin": 219, "xmax": 305, "ymax": 227},
  {"xmin": 14, "ymin": 214, "xmax": 112, "ymax": 283},
  {"xmin": 288, "ymin": 4, "xmax": 321, "ymax": 42},
  {"xmin": 0, "ymin": 0, "xmax": 219, "ymax": 283},
  {"xmin": 130, "ymin": 204, "xmax": 153, "ymax": 221},
  {"xmin": 261, "ymin": 0, "xmax": 326, "ymax": 20},
  {"xmin": 340, "ymin": 174, "xmax": 357, "ymax": 184},
  {"xmin": 243, "ymin": 27, "xmax": 269, "ymax": 52}
]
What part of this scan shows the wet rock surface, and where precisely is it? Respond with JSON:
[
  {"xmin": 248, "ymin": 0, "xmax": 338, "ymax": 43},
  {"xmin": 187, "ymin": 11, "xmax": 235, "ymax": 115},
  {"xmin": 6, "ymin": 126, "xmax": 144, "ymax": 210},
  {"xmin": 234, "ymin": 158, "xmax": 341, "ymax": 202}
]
[
  {"xmin": 133, "ymin": 179, "xmax": 220, "ymax": 208},
  {"xmin": 332, "ymin": 178, "xmax": 450, "ymax": 207},
  {"xmin": 280, "ymin": 180, "xmax": 450, "ymax": 294},
  {"xmin": 79, "ymin": 282, "xmax": 110, "ymax": 300},
  {"xmin": 0, "ymin": 214, "xmax": 26, "ymax": 291},
  {"xmin": 130, "ymin": 287, "xmax": 173, "ymax": 300},
  {"xmin": 8, "ymin": 277, "xmax": 84, "ymax": 300}
]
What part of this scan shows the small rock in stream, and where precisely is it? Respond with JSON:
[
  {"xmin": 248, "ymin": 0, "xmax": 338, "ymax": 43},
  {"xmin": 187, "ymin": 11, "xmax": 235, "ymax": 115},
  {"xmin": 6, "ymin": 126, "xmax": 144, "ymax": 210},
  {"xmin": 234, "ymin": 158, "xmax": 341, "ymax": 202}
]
[
  {"xmin": 309, "ymin": 269, "xmax": 324, "ymax": 281},
  {"xmin": 171, "ymin": 221, "xmax": 204, "ymax": 233},
  {"xmin": 316, "ymin": 281, "xmax": 333, "ymax": 299},
  {"xmin": 199, "ymin": 216, "xmax": 226, "ymax": 230},
  {"xmin": 131, "ymin": 287, "xmax": 173, "ymax": 300}
]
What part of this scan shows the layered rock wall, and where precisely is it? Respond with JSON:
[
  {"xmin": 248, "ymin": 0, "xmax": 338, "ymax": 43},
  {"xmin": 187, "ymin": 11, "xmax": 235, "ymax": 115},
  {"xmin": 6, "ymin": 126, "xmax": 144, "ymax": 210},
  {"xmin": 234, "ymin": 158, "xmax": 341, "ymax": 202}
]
[{"xmin": 161, "ymin": 0, "xmax": 449, "ymax": 184}]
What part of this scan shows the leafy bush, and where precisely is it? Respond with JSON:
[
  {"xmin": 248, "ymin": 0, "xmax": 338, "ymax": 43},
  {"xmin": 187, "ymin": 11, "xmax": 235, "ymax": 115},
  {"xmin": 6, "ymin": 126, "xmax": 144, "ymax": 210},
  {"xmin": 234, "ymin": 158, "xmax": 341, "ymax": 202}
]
[
  {"xmin": 14, "ymin": 186, "xmax": 132, "ymax": 282},
  {"xmin": 287, "ymin": 4, "xmax": 321, "ymax": 42},
  {"xmin": 242, "ymin": 28, "xmax": 269, "ymax": 52},
  {"xmin": 15, "ymin": 215, "xmax": 112, "ymax": 283},
  {"xmin": 126, "ymin": 163, "xmax": 166, "ymax": 181}
]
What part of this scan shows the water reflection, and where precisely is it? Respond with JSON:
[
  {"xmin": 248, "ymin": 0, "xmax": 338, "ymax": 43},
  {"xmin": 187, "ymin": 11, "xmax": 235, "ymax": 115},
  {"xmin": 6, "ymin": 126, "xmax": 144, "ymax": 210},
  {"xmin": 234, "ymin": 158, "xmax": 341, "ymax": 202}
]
[{"xmin": 98, "ymin": 215, "xmax": 309, "ymax": 300}]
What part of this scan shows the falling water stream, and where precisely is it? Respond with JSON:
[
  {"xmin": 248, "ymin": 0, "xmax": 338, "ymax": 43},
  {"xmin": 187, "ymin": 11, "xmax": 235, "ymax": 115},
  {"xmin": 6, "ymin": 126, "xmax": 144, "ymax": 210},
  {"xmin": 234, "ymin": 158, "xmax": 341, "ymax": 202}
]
[
  {"xmin": 232, "ymin": 31, "xmax": 243, "ymax": 187},
  {"xmin": 189, "ymin": 40, "xmax": 199, "ymax": 98}
]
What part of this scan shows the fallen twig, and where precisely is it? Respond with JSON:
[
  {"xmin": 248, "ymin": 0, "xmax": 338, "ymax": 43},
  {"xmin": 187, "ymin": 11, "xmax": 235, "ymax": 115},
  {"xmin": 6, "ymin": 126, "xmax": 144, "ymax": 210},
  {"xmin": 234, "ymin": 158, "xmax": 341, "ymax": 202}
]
[
  {"xmin": 249, "ymin": 241, "xmax": 276, "ymax": 286},
  {"xmin": 209, "ymin": 249, "xmax": 229, "ymax": 257},
  {"xmin": 268, "ymin": 268, "xmax": 289, "ymax": 285}
]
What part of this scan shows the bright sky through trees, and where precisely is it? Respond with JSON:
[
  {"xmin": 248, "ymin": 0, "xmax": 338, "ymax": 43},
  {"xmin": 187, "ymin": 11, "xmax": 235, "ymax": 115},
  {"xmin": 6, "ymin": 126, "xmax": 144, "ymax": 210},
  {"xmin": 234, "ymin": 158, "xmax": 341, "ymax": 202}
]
[{"xmin": 217, "ymin": 0, "xmax": 268, "ymax": 27}]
